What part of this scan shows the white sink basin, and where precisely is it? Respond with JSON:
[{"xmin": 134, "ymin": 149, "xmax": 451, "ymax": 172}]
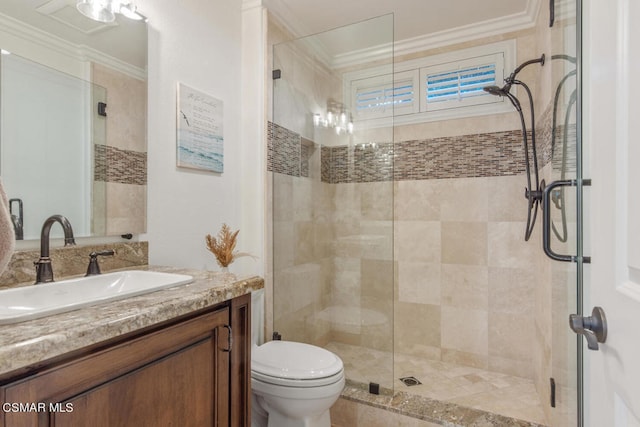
[{"xmin": 0, "ymin": 271, "xmax": 194, "ymax": 325}]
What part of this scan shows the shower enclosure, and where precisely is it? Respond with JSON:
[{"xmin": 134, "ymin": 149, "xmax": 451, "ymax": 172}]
[
  {"xmin": 270, "ymin": 14, "xmax": 395, "ymax": 392},
  {"xmin": 268, "ymin": 2, "xmax": 583, "ymax": 425}
]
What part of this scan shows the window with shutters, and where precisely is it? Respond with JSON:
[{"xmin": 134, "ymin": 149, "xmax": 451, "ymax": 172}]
[
  {"xmin": 343, "ymin": 39, "xmax": 516, "ymax": 127},
  {"xmin": 351, "ymin": 70, "xmax": 419, "ymax": 120}
]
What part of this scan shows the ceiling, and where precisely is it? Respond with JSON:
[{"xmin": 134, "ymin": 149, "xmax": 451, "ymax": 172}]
[
  {"xmin": 0, "ymin": 0, "xmax": 146, "ymax": 69},
  {"xmin": 263, "ymin": 0, "xmax": 535, "ymax": 59},
  {"xmin": 1, "ymin": 0, "xmax": 535, "ymax": 71}
]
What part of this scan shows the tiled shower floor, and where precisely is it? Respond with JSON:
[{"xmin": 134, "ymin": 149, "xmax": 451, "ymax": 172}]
[{"xmin": 326, "ymin": 342, "xmax": 547, "ymax": 426}]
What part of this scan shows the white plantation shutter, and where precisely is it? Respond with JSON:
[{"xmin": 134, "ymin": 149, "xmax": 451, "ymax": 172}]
[
  {"xmin": 425, "ymin": 63, "xmax": 496, "ymax": 103},
  {"xmin": 344, "ymin": 40, "xmax": 513, "ymax": 125},
  {"xmin": 352, "ymin": 70, "xmax": 418, "ymax": 119},
  {"xmin": 421, "ymin": 54, "xmax": 503, "ymax": 111}
]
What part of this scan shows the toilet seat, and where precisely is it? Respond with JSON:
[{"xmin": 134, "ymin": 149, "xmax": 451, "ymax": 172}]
[
  {"xmin": 252, "ymin": 341, "xmax": 344, "ymax": 388},
  {"xmin": 252, "ymin": 369, "xmax": 344, "ymax": 388}
]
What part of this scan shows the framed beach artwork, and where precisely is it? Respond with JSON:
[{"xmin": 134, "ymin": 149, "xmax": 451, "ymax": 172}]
[{"xmin": 176, "ymin": 83, "xmax": 224, "ymax": 173}]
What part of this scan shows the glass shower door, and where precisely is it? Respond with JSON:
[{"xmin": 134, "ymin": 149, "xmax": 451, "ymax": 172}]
[
  {"xmin": 270, "ymin": 15, "xmax": 395, "ymax": 392},
  {"xmin": 546, "ymin": 0, "xmax": 583, "ymax": 425}
]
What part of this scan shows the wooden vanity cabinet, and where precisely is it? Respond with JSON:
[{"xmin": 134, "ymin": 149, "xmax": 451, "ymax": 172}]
[{"xmin": 0, "ymin": 293, "xmax": 251, "ymax": 427}]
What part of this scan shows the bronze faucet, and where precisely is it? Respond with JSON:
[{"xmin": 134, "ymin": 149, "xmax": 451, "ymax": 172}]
[{"xmin": 34, "ymin": 215, "xmax": 76, "ymax": 284}]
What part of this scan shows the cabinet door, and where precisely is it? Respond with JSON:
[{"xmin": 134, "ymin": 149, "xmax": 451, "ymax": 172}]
[
  {"xmin": 2, "ymin": 307, "xmax": 231, "ymax": 427},
  {"xmin": 53, "ymin": 339, "xmax": 215, "ymax": 427}
]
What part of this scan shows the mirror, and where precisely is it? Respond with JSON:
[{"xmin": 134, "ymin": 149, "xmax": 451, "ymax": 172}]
[{"xmin": 0, "ymin": 0, "xmax": 147, "ymax": 241}]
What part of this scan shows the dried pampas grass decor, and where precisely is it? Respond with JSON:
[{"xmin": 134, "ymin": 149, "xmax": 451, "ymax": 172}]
[{"xmin": 205, "ymin": 224, "xmax": 252, "ymax": 269}]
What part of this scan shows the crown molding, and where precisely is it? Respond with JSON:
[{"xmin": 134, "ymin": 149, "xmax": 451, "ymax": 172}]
[
  {"xmin": 333, "ymin": 0, "xmax": 541, "ymax": 68},
  {"xmin": 0, "ymin": 12, "xmax": 146, "ymax": 80},
  {"xmin": 266, "ymin": 0, "xmax": 542, "ymax": 69},
  {"xmin": 393, "ymin": 0, "xmax": 540, "ymax": 57}
]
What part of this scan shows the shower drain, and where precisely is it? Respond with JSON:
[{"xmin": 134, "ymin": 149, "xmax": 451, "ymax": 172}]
[{"xmin": 399, "ymin": 376, "xmax": 422, "ymax": 387}]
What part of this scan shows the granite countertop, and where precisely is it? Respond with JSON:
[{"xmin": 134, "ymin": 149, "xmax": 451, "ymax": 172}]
[{"xmin": 0, "ymin": 266, "xmax": 264, "ymax": 379}]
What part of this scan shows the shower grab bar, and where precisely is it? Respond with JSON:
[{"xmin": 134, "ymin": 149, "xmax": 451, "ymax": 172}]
[{"xmin": 542, "ymin": 179, "xmax": 591, "ymax": 263}]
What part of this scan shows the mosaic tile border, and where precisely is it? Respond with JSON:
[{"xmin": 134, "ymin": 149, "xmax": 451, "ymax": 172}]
[
  {"xmin": 267, "ymin": 99, "xmax": 563, "ymax": 184},
  {"xmin": 321, "ymin": 130, "xmax": 535, "ymax": 183},
  {"xmin": 268, "ymin": 122, "xmax": 305, "ymax": 177},
  {"xmin": 94, "ymin": 144, "xmax": 147, "ymax": 185},
  {"xmin": 340, "ymin": 384, "xmax": 547, "ymax": 427},
  {"xmin": 300, "ymin": 138, "xmax": 314, "ymax": 178}
]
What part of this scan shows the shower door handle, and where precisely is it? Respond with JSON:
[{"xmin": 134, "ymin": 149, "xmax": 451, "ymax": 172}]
[
  {"xmin": 569, "ymin": 306, "xmax": 607, "ymax": 351},
  {"xmin": 542, "ymin": 179, "xmax": 591, "ymax": 263}
]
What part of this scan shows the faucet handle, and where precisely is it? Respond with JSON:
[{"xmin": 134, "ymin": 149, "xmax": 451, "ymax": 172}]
[{"xmin": 85, "ymin": 250, "xmax": 116, "ymax": 276}]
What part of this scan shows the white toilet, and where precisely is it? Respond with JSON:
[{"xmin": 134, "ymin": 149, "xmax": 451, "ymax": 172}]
[{"xmin": 251, "ymin": 291, "xmax": 345, "ymax": 427}]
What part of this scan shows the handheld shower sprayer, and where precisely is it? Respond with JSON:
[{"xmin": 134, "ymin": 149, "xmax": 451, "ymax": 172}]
[{"xmin": 483, "ymin": 54, "xmax": 546, "ymax": 241}]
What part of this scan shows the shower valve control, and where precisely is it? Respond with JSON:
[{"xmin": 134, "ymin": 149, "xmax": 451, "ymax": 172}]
[{"xmin": 569, "ymin": 306, "xmax": 607, "ymax": 351}]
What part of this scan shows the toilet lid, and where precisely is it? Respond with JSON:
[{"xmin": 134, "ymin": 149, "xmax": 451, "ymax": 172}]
[{"xmin": 252, "ymin": 341, "xmax": 343, "ymax": 381}]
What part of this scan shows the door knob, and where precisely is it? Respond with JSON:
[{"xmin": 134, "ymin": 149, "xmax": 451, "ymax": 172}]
[{"xmin": 569, "ymin": 306, "xmax": 607, "ymax": 350}]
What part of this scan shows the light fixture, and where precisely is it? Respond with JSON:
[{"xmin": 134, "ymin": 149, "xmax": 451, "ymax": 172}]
[
  {"xmin": 313, "ymin": 100, "xmax": 354, "ymax": 135},
  {"xmin": 76, "ymin": 0, "xmax": 147, "ymax": 23}
]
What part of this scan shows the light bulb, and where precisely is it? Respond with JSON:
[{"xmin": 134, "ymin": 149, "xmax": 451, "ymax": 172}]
[
  {"xmin": 76, "ymin": 0, "xmax": 115, "ymax": 23},
  {"xmin": 326, "ymin": 111, "xmax": 334, "ymax": 127}
]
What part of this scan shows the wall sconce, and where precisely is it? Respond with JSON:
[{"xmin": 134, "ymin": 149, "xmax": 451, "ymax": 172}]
[
  {"xmin": 313, "ymin": 100, "xmax": 354, "ymax": 135},
  {"xmin": 76, "ymin": 0, "xmax": 146, "ymax": 23}
]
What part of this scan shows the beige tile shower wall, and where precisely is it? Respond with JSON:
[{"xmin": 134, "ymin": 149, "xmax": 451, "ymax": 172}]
[
  {"xmin": 268, "ymin": 16, "xmax": 341, "ymax": 142},
  {"xmin": 394, "ymin": 174, "xmax": 539, "ymax": 379},
  {"xmin": 268, "ymin": 13, "xmax": 395, "ymax": 347},
  {"xmin": 376, "ymin": 20, "xmax": 553, "ymax": 383},
  {"xmin": 91, "ymin": 63, "xmax": 147, "ymax": 236},
  {"xmin": 272, "ymin": 145, "xmax": 335, "ymax": 345},
  {"xmin": 329, "ymin": 181, "xmax": 394, "ymax": 353},
  {"xmin": 92, "ymin": 64, "xmax": 147, "ymax": 153}
]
